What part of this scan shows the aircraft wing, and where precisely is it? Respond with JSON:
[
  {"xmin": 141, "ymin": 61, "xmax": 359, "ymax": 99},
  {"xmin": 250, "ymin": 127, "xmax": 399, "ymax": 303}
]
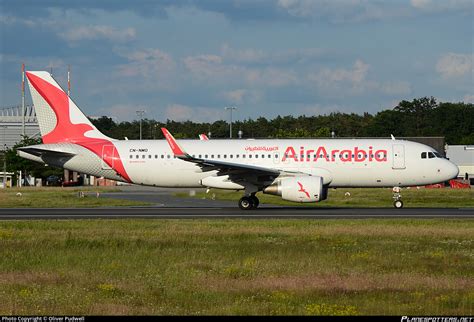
[{"xmin": 161, "ymin": 128, "xmax": 285, "ymax": 183}]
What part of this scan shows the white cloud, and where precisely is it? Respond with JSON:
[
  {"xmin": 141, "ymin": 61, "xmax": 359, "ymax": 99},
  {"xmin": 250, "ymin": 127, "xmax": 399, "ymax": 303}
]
[
  {"xmin": 117, "ymin": 48, "xmax": 175, "ymax": 78},
  {"xmin": 276, "ymin": 0, "xmax": 411, "ymax": 22},
  {"xmin": 410, "ymin": 0, "xmax": 432, "ymax": 9},
  {"xmin": 221, "ymin": 44, "xmax": 266, "ymax": 64},
  {"xmin": 436, "ymin": 53, "xmax": 473, "ymax": 78},
  {"xmin": 308, "ymin": 59, "xmax": 370, "ymax": 90},
  {"xmin": 220, "ymin": 44, "xmax": 328, "ymax": 65},
  {"xmin": 410, "ymin": 0, "xmax": 472, "ymax": 11},
  {"xmin": 380, "ymin": 81, "xmax": 412, "ymax": 95},
  {"xmin": 164, "ymin": 104, "xmax": 225, "ymax": 122},
  {"xmin": 183, "ymin": 54, "xmax": 228, "ymax": 78},
  {"xmin": 184, "ymin": 54, "xmax": 298, "ymax": 87},
  {"xmin": 59, "ymin": 25, "xmax": 136, "ymax": 43},
  {"xmin": 308, "ymin": 60, "xmax": 412, "ymax": 97},
  {"xmin": 463, "ymin": 94, "xmax": 474, "ymax": 103},
  {"xmin": 0, "ymin": 14, "xmax": 38, "ymax": 27},
  {"xmin": 221, "ymin": 89, "xmax": 263, "ymax": 105}
]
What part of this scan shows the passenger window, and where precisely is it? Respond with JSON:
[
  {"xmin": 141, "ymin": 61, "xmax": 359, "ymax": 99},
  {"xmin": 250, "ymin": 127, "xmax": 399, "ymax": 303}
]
[
  {"xmin": 161, "ymin": 155, "xmax": 164, "ymax": 159},
  {"xmin": 136, "ymin": 155, "xmax": 139, "ymax": 159},
  {"xmin": 275, "ymin": 154, "xmax": 278, "ymax": 158},
  {"xmin": 148, "ymin": 155, "xmax": 152, "ymax": 159},
  {"xmin": 205, "ymin": 155, "xmax": 208, "ymax": 158},
  {"xmin": 217, "ymin": 154, "xmax": 220, "ymax": 158},
  {"xmin": 199, "ymin": 155, "xmax": 202, "ymax": 158},
  {"xmin": 255, "ymin": 155, "xmax": 258, "ymax": 158},
  {"xmin": 243, "ymin": 155, "xmax": 246, "ymax": 158},
  {"xmin": 155, "ymin": 155, "xmax": 158, "ymax": 159},
  {"xmin": 230, "ymin": 155, "xmax": 233, "ymax": 158},
  {"xmin": 130, "ymin": 155, "xmax": 133, "ymax": 159},
  {"xmin": 167, "ymin": 155, "xmax": 170, "ymax": 159},
  {"xmin": 249, "ymin": 155, "xmax": 252, "ymax": 159},
  {"xmin": 224, "ymin": 155, "xmax": 227, "ymax": 159},
  {"xmin": 142, "ymin": 155, "xmax": 145, "ymax": 159},
  {"xmin": 261, "ymin": 154, "xmax": 265, "ymax": 158},
  {"xmin": 211, "ymin": 154, "xmax": 214, "ymax": 158},
  {"xmin": 268, "ymin": 154, "xmax": 271, "ymax": 159},
  {"xmin": 236, "ymin": 155, "xmax": 239, "ymax": 158}
]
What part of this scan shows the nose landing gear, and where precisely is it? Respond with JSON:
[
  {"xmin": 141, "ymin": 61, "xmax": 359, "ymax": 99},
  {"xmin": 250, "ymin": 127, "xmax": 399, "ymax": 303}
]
[{"xmin": 392, "ymin": 187, "xmax": 403, "ymax": 208}]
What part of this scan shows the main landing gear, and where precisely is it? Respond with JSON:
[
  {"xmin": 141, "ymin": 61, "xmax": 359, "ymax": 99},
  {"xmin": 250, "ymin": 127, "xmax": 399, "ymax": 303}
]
[
  {"xmin": 238, "ymin": 194, "xmax": 259, "ymax": 210},
  {"xmin": 392, "ymin": 187, "xmax": 403, "ymax": 209}
]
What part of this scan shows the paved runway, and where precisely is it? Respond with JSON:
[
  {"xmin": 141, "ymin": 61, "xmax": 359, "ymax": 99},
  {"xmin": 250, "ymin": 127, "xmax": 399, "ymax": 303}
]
[
  {"xmin": 0, "ymin": 206, "xmax": 473, "ymax": 219},
  {"xmin": 1, "ymin": 186, "xmax": 472, "ymax": 220}
]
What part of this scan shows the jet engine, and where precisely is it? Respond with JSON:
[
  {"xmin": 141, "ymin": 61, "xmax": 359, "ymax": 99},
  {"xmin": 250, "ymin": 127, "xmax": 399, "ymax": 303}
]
[{"xmin": 263, "ymin": 176, "xmax": 327, "ymax": 203}]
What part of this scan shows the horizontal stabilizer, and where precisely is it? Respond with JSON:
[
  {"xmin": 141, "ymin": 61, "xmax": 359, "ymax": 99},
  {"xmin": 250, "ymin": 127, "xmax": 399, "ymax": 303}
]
[{"xmin": 17, "ymin": 147, "xmax": 76, "ymax": 158}]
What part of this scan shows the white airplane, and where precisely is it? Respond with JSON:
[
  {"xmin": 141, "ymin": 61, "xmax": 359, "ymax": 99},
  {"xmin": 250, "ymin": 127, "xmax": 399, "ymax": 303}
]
[{"xmin": 18, "ymin": 71, "xmax": 459, "ymax": 209}]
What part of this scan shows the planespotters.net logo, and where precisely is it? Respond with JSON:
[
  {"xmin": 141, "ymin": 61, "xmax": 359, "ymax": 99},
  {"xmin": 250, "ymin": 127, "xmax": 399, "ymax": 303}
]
[{"xmin": 401, "ymin": 317, "xmax": 474, "ymax": 322}]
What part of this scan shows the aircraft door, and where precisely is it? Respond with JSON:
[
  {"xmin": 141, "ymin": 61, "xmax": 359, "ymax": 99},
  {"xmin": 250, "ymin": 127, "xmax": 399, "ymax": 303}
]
[
  {"xmin": 392, "ymin": 144, "xmax": 405, "ymax": 169},
  {"xmin": 101, "ymin": 145, "xmax": 115, "ymax": 170}
]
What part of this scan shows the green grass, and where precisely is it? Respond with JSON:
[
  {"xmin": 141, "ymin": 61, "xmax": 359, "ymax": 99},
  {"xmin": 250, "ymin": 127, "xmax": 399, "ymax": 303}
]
[
  {"xmin": 177, "ymin": 187, "xmax": 474, "ymax": 208},
  {"xmin": 0, "ymin": 187, "xmax": 150, "ymax": 208},
  {"xmin": 0, "ymin": 219, "xmax": 473, "ymax": 315}
]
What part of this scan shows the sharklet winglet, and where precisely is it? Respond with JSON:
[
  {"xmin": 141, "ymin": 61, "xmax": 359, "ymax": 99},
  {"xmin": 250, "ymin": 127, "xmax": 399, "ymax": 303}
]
[{"xmin": 161, "ymin": 128, "xmax": 188, "ymax": 157}]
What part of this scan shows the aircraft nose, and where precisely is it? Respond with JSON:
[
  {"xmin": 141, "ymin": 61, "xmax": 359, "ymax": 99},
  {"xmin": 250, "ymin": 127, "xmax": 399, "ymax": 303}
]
[{"xmin": 445, "ymin": 160, "xmax": 459, "ymax": 181}]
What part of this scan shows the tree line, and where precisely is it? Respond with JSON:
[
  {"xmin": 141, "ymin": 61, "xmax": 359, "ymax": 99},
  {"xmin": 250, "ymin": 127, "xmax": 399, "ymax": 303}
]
[{"xmin": 91, "ymin": 97, "xmax": 473, "ymax": 145}]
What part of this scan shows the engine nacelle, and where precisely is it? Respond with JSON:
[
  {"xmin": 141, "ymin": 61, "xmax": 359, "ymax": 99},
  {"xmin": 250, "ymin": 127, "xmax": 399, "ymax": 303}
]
[
  {"xmin": 200, "ymin": 175, "xmax": 245, "ymax": 190},
  {"xmin": 263, "ymin": 176, "xmax": 326, "ymax": 203}
]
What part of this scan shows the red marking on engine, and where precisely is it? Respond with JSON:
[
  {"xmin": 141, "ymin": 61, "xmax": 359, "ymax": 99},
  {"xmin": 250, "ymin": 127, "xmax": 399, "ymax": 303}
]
[{"xmin": 297, "ymin": 181, "xmax": 311, "ymax": 199}]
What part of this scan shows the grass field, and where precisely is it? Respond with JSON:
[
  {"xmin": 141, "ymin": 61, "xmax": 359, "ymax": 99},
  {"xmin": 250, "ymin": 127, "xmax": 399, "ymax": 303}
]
[
  {"xmin": 0, "ymin": 219, "xmax": 473, "ymax": 315},
  {"xmin": 0, "ymin": 187, "xmax": 149, "ymax": 208},
  {"xmin": 176, "ymin": 187, "xmax": 474, "ymax": 208}
]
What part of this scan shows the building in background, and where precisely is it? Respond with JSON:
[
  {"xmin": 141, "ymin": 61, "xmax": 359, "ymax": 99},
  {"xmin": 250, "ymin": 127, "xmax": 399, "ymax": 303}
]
[
  {"xmin": 0, "ymin": 105, "xmax": 40, "ymax": 149},
  {"xmin": 446, "ymin": 145, "xmax": 474, "ymax": 186},
  {"xmin": 0, "ymin": 105, "xmax": 97, "ymax": 187}
]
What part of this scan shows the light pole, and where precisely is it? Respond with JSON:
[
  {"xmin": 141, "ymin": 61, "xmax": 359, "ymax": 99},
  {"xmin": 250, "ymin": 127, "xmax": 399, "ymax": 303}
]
[
  {"xmin": 153, "ymin": 123, "xmax": 159, "ymax": 139},
  {"xmin": 225, "ymin": 106, "xmax": 237, "ymax": 138},
  {"xmin": 136, "ymin": 110, "xmax": 145, "ymax": 140},
  {"xmin": 2, "ymin": 126, "xmax": 6, "ymax": 188}
]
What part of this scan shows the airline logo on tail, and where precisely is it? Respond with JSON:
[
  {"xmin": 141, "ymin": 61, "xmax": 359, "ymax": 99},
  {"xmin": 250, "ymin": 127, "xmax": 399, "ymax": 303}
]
[{"xmin": 26, "ymin": 71, "xmax": 131, "ymax": 182}]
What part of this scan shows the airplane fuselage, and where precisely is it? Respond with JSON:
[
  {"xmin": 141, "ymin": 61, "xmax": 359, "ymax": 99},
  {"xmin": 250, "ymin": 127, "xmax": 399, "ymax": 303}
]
[{"xmin": 21, "ymin": 138, "xmax": 459, "ymax": 189}]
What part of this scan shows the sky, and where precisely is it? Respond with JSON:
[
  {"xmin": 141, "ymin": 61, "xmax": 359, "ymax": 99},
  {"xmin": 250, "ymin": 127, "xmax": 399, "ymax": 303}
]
[{"xmin": 0, "ymin": 0, "xmax": 472, "ymax": 122}]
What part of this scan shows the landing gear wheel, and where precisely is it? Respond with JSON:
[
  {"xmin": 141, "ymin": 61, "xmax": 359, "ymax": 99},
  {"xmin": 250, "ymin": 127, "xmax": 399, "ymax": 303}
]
[
  {"xmin": 250, "ymin": 195, "xmax": 259, "ymax": 208},
  {"xmin": 239, "ymin": 196, "xmax": 254, "ymax": 210},
  {"xmin": 393, "ymin": 200, "xmax": 404, "ymax": 209}
]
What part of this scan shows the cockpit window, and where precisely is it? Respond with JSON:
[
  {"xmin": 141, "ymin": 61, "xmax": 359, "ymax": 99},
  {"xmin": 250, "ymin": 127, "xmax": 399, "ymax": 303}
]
[
  {"xmin": 433, "ymin": 152, "xmax": 443, "ymax": 158},
  {"xmin": 428, "ymin": 152, "xmax": 435, "ymax": 159},
  {"xmin": 421, "ymin": 152, "xmax": 427, "ymax": 159}
]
